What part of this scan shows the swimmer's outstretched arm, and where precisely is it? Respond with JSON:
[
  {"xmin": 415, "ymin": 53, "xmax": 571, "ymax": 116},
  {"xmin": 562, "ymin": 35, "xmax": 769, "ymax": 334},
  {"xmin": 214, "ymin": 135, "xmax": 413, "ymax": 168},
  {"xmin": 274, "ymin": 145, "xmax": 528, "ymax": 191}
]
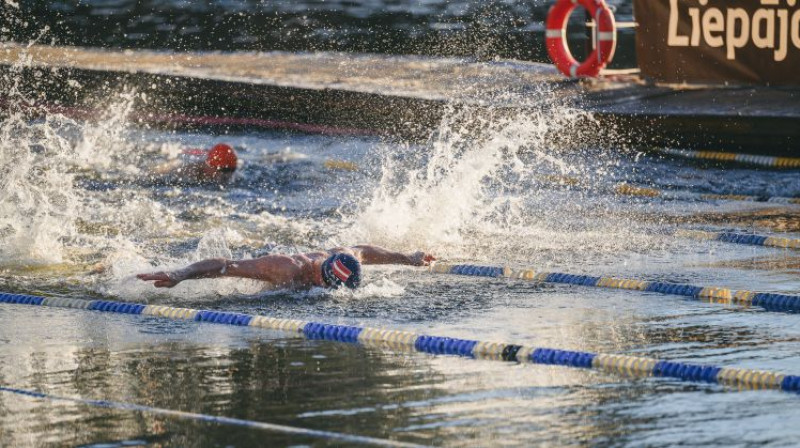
[
  {"xmin": 347, "ymin": 245, "xmax": 436, "ymax": 266},
  {"xmin": 137, "ymin": 256, "xmax": 299, "ymax": 288}
]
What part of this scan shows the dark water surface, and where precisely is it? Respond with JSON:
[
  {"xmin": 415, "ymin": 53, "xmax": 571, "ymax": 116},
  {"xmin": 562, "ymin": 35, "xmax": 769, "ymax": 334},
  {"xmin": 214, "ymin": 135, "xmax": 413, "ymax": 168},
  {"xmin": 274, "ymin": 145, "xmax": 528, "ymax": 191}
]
[
  {"xmin": 0, "ymin": 2, "xmax": 796, "ymax": 446},
  {"xmin": 2, "ymin": 102, "xmax": 800, "ymax": 446},
  {"xmin": 4, "ymin": 0, "xmax": 637, "ymax": 67}
]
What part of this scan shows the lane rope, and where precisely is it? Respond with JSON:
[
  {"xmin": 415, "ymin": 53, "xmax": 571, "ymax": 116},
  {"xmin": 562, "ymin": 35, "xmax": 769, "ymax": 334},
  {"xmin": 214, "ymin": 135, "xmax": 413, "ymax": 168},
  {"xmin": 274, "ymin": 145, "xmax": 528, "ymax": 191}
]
[
  {"xmin": 614, "ymin": 182, "xmax": 800, "ymax": 205},
  {"xmin": 538, "ymin": 175, "xmax": 800, "ymax": 205},
  {"xmin": 677, "ymin": 229, "xmax": 800, "ymax": 250},
  {"xmin": 0, "ymin": 386, "xmax": 426, "ymax": 448},
  {"xmin": 656, "ymin": 148, "xmax": 800, "ymax": 169},
  {"xmin": 543, "ymin": 179, "xmax": 800, "ymax": 251},
  {"xmin": 1, "ymin": 292, "xmax": 799, "ymax": 393},
  {"xmin": 430, "ymin": 263, "xmax": 800, "ymax": 314}
]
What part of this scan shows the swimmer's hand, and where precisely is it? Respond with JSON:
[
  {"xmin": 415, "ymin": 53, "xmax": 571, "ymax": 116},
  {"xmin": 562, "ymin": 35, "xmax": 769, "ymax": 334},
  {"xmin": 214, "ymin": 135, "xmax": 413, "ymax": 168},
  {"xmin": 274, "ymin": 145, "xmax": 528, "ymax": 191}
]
[
  {"xmin": 137, "ymin": 259, "xmax": 229, "ymax": 287},
  {"xmin": 137, "ymin": 271, "xmax": 183, "ymax": 288},
  {"xmin": 409, "ymin": 251, "xmax": 436, "ymax": 266}
]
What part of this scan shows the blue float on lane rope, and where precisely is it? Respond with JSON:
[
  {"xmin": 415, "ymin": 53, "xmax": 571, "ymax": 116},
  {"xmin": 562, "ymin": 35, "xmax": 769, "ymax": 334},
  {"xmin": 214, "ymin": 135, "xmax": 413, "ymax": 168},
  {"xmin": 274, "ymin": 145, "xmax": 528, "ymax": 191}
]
[
  {"xmin": 432, "ymin": 262, "xmax": 800, "ymax": 314},
  {"xmin": 0, "ymin": 291, "xmax": 798, "ymax": 394}
]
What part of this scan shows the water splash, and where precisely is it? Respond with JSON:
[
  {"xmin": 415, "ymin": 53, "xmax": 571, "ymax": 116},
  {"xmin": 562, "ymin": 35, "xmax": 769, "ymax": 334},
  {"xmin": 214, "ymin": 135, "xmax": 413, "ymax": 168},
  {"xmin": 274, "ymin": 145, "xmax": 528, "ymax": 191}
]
[
  {"xmin": 0, "ymin": 48, "xmax": 174, "ymax": 281},
  {"xmin": 0, "ymin": 60, "xmax": 82, "ymax": 265},
  {"xmin": 350, "ymin": 101, "xmax": 657, "ymax": 264},
  {"xmin": 0, "ymin": 48, "xmax": 688, "ymax": 301}
]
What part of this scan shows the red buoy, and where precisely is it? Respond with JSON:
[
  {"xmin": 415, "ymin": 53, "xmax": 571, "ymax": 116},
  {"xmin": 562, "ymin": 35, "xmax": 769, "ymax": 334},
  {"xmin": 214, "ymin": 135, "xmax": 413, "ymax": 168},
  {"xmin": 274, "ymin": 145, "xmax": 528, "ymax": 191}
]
[{"xmin": 546, "ymin": 0, "xmax": 617, "ymax": 78}]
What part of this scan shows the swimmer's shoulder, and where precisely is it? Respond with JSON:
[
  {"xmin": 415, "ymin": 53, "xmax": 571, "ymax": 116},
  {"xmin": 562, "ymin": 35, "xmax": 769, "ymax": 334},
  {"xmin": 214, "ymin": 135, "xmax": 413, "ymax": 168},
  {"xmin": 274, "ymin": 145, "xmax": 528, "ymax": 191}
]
[
  {"xmin": 325, "ymin": 247, "xmax": 359, "ymax": 257},
  {"xmin": 298, "ymin": 247, "xmax": 356, "ymax": 261},
  {"xmin": 293, "ymin": 251, "xmax": 327, "ymax": 264}
]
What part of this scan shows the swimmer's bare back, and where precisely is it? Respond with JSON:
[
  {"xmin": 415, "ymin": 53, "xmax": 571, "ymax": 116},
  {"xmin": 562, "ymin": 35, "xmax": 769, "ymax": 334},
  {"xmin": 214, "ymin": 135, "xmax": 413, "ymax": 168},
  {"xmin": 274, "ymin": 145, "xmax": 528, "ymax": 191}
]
[{"xmin": 136, "ymin": 245, "xmax": 435, "ymax": 290}]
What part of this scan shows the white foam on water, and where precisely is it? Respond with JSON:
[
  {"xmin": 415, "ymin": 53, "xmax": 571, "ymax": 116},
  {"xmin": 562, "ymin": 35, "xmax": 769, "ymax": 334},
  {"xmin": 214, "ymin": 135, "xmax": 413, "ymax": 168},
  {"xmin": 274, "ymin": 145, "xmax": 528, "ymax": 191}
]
[
  {"xmin": 0, "ymin": 50, "xmax": 181, "ymax": 288},
  {"xmin": 347, "ymin": 102, "xmax": 660, "ymax": 265},
  {"xmin": 0, "ymin": 49, "xmax": 753, "ymax": 300},
  {"xmin": 0, "ymin": 113, "xmax": 83, "ymax": 265},
  {"xmin": 100, "ymin": 230, "xmax": 270, "ymax": 301},
  {"xmin": 351, "ymin": 276, "xmax": 406, "ymax": 298}
]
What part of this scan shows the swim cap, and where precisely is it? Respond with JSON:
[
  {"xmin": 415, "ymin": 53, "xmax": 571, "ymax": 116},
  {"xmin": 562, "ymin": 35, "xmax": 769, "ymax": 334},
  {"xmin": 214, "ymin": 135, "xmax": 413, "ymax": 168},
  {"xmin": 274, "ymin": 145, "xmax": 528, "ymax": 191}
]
[
  {"xmin": 321, "ymin": 253, "xmax": 361, "ymax": 289},
  {"xmin": 206, "ymin": 143, "xmax": 237, "ymax": 171}
]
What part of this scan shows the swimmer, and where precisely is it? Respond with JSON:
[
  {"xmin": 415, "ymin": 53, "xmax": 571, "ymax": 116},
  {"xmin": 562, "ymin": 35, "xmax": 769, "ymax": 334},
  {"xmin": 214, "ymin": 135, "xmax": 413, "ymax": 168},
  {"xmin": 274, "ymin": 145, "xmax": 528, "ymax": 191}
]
[
  {"xmin": 152, "ymin": 143, "xmax": 238, "ymax": 186},
  {"xmin": 137, "ymin": 245, "xmax": 436, "ymax": 290}
]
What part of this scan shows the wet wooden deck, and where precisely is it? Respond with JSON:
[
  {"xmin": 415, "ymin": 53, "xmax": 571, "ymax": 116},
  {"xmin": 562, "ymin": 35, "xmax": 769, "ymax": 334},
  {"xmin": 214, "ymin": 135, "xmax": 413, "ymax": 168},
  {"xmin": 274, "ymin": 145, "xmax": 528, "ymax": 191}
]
[{"xmin": 1, "ymin": 45, "xmax": 798, "ymax": 153}]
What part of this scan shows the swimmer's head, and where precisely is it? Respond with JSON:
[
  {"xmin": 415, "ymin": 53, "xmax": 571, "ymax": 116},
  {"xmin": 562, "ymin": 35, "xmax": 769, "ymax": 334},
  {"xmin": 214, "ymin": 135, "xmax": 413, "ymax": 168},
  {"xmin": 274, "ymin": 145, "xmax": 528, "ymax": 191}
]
[
  {"xmin": 321, "ymin": 253, "xmax": 361, "ymax": 289},
  {"xmin": 207, "ymin": 143, "xmax": 237, "ymax": 172}
]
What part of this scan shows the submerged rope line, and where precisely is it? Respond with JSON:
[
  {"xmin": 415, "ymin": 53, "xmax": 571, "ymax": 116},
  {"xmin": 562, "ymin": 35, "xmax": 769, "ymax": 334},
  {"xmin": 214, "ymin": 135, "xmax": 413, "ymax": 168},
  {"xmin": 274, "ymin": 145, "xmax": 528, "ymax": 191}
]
[
  {"xmin": 677, "ymin": 229, "xmax": 800, "ymax": 250},
  {"xmin": 430, "ymin": 263, "xmax": 800, "ymax": 314},
  {"xmin": 0, "ymin": 386, "xmax": 425, "ymax": 448},
  {"xmin": 656, "ymin": 148, "xmax": 800, "ymax": 169},
  {"xmin": 542, "ymin": 178, "xmax": 800, "ymax": 251},
  {"xmin": 613, "ymin": 183, "xmax": 800, "ymax": 204},
  {"xmin": 537, "ymin": 175, "xmax": 800, "ymax": 205},
  {"xmin": 0, "ymin": 292, "xmax": 799, "ymax": 394}
]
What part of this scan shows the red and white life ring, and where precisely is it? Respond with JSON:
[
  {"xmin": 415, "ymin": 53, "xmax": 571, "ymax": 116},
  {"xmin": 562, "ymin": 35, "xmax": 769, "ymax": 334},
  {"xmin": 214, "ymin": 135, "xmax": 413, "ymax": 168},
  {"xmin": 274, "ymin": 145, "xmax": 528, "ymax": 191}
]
[{"xmin": 546, "ymin": 0, "xmax": 617, "ymax": 78}]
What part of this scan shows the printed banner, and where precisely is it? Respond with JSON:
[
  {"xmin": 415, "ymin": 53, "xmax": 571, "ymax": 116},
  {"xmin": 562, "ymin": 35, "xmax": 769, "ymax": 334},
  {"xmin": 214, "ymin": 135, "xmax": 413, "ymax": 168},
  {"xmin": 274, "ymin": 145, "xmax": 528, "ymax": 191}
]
[{"xmin": 634, "ymin": 0, "xmax": 800, "ymax": 85}]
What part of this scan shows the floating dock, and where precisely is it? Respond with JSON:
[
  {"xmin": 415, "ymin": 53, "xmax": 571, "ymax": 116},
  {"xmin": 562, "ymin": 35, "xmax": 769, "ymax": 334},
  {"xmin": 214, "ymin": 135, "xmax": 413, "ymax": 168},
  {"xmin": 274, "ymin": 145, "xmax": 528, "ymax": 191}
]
[{"xmin": 1, "ymin": 44, "xmax": 798, "ymax": 153}]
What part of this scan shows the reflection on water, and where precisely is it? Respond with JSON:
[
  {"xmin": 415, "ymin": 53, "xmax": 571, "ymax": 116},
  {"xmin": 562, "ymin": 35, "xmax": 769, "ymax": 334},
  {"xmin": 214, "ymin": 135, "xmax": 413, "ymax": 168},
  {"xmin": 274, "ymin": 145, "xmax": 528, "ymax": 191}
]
[
  {"xmin": 3, "ymin": 290, "xmax": 800, "ymax": 446},
  {"xmin": 2, "ymin": 69, "xmax": 800, "ymax": 444},
  {"xmin": 4, "ymin": 0, "xmax": 637, "ymax": 67}
]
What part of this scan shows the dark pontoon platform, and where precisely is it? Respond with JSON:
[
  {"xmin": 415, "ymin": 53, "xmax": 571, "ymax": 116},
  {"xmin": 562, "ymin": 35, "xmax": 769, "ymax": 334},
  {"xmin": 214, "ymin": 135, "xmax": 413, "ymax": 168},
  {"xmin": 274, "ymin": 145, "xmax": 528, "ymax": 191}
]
[{"xmin": 1, "ymin": 45, "xmax": 798, "ymax": 154}]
